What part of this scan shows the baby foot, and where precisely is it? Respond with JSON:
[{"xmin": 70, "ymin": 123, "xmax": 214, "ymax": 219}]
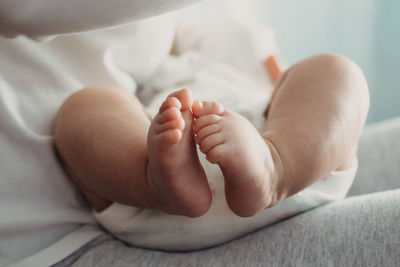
[
  {"xmin": 192, "ymin": 101, "xmax": 284, "ymax": 217},
  {"xmin": 147, "ymin": 89, "xmax": 212, "ymax": 217}
]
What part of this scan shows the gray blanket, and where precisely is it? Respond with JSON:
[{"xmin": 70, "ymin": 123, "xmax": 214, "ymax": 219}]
[{"xmin": 56, "ymin": 117, "xmax": 400, "ymax": 267}]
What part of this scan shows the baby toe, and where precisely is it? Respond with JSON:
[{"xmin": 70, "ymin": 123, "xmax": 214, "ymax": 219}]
[
  {"xmin": 193, "ymin": 114, "xmax": 223, "ymax": 133},
  {"xmin": 206, "ymin": 144, "xmax": 227, "ymax": 164},
  {"xmin": 195, "ymin": 124, "xmax": 221, "ymax": 144},
  {"xmin": 192, "ymin": 101, "xmax": 224, "ymax": 118},
  {"xmin": 157, "ymin": 129, "xmax": 183, "ymax": 144},
  {"xmin": 155, "ymin": 118, "xmax": 185, "ymax": 134},
  {"xmin": 157, "ymin": 107, "xmax": 181, "ymax": 124},
  {"xmin": 199, "ymin": 133, "xmax": 225, "ymax": 154},
  {"xmin": 168, "ymin": 88, "xmax": 193, "ymax": 111}
]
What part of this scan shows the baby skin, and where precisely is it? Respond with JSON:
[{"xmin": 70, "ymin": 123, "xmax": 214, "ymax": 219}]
[
  {"xmin": 192, "ymin": 101, "xmax": 281, "ymax": 216},
  {"xmin": 147, "ymin": 90, "xmax": 279, "ymax": 217},
  {"xmin": 146, "ymin": 90, "xmax": 212, "ymax": 217},
  {"xmin": 55, "ymin": 54, "xmax": 369, "ymax": 217}
]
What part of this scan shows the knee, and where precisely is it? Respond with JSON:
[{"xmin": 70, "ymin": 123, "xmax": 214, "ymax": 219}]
[
  {"xmin": 292, "ymin": 54, "xmax": 370, "ymax": 119},
  {"xmin": 55, "ymin": 87, "xmax": 98, "ymax": 139},
  {"xmin": 54, "ymin": 87, "xmax": 125, "ymax": 146},
  {"xmin": 54, "ymin": 88, "xmax": 90, "ymax": 153},
  {"xmin": 313, "ymin": 54, "xmax": 368, "ymax": 97},
  {"xmin": 324, "ymin": 54, "xmax": 370, "ymax": 121},
  {"xmin": 59, "ymin": 86, "xmax": 133, "ymax": 111},
  {"xmin": 56, "ymin": 86, "xmax": 134, "ymax": 123}
]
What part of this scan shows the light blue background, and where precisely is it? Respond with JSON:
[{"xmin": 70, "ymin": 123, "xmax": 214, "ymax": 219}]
[
  {"xmin": 180, "ymin": 0, "xmax": 399, "ymax": 123},
  {"xmin": 259, "ymin": 0, "xmax": 400, "ymax": 123}
]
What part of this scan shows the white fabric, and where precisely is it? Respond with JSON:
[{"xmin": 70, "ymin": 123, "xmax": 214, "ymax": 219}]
[
  {"xmin": 0, "ymin": 0, "xmax": 357, "ymax": 264},
  {"xmin": 0, "ymin": 0, "xmax": 200, "ymax": 266},
  {"xmin": 94, "ymin": 19, "xmax": 358, "ymax": 251},
  {"xmin": 0, "ymin": 0, "xmax": 201, "ymax": 39},
  {"xmin": 94, "ymin": 164, "xmax": 357, "ymax": 251},
  {"xmin": 7, "ymin": 225, "xmax": 102, "ymax": 267}
]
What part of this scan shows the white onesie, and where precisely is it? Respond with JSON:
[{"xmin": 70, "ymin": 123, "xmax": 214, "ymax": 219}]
[{"xmin": 94, "ymin": 18, "xmax": 358, "ymax": 251}]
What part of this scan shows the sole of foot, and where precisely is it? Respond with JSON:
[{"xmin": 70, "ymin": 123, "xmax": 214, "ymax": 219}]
[
  {"xmin": 147, "ymin": 89, "xmax": 212, "ymax": 217},
  {"xmin": 192, "ymin": 100, "xmax": 283, "ymax": 217}
]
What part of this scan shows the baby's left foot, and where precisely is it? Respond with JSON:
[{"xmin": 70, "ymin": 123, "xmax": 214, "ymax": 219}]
[{"xmin": 192, "ymin": 101, "xmax": 285, "ymax": 217}]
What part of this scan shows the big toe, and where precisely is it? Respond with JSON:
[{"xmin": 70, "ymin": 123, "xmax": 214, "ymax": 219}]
[
  {"xmin": 168, "ymin": 88, "xmax": 193, "ymax": 111},
  {"xmin": 192, "ymin": 101, "xmax": 224, "ymax": 118}
]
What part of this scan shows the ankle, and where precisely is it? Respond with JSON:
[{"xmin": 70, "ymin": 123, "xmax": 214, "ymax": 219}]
[
  {"xmin": 144, "ymin": 161, "xmax": 170, "ymax": 212},
  {"xmin": 261, "ymin": 133, "xmax": 292, "ymax": 207}
]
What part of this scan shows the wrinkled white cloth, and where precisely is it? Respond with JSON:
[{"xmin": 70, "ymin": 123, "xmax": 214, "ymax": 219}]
[
  {"xmin": 141, "ymin": 18, "xmax": 277, "ymax": 127},
  {"xmin": 0, "ymin": 1, "xmax": 199, "ymax": 266},
  {"xmin": 0, "ymin": 0, "xmax": 201, "ymax": 39},
  {"xmin": 94, "ymin": 18, "xmax": 358, "ymax": 251},
  {"xmin": 95, "ymin": 165, "xmax": 357, "ymax": 251}
]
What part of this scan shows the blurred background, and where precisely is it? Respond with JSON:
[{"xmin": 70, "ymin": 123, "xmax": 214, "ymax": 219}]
[{"xmin": 178, "ymin": 0, "xmax": 400, "ymax": 124}]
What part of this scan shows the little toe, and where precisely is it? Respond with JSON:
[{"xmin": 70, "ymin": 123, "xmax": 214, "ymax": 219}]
[
  {"xmin": 206, "ymin": 144, "xmax": 227, "ymax": 164},
  {"xmin": 193, "ymin": 114, "xmax": 223, "ymax": 133},
  {"xmin": 159, "ymin": 97, "xmax": 182, "ymax": 113},
  {"xmin": 157, "ymin": 129, "xmax": 183, "ymax": 144},
  {"xmin": 192, "ymin": 101, "xmax": 224, "ymax": 118},
  {"xmin": 195, "ymin": 124, "xmax": 221, "ymax": 144},
  {"xmin": 168, "ymin": 88, "xmax": 193, "ymax": 111},
  {"xmin": 199, "ymin": 133, "xmax": 225, "ymax": 154}
]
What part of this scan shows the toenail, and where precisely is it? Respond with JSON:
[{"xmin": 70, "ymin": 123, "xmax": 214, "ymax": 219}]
[{"xmin": 198, "ymin": 101, "xmax": 204, "ymax": 108}]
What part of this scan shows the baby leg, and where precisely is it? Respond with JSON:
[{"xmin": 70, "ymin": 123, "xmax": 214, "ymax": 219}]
[
  {"xmin": 193, "ymin": 54, "xmax": 369, "ymax": 217},
  {"xmin": 263, "ymin": 54, "xmax": 369, "ymax": 190},
  {"xmin": 55, "ymin": 87, "xmax": 211, "ymax": 217}
]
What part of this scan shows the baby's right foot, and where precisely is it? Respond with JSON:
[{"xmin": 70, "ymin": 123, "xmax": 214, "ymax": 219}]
[
  {"xmin": 147, "ymin": 89, "xmax": 212, "ymax": 217},
  {"xmin": 192, "ymin": 101, "xmax": 285, "ymax": 217}
]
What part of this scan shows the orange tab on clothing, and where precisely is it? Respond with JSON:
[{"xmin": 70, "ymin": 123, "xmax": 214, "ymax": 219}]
[{"xmin": 264, "ymin": 55, "xmax": 283, "ymax": 83}]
